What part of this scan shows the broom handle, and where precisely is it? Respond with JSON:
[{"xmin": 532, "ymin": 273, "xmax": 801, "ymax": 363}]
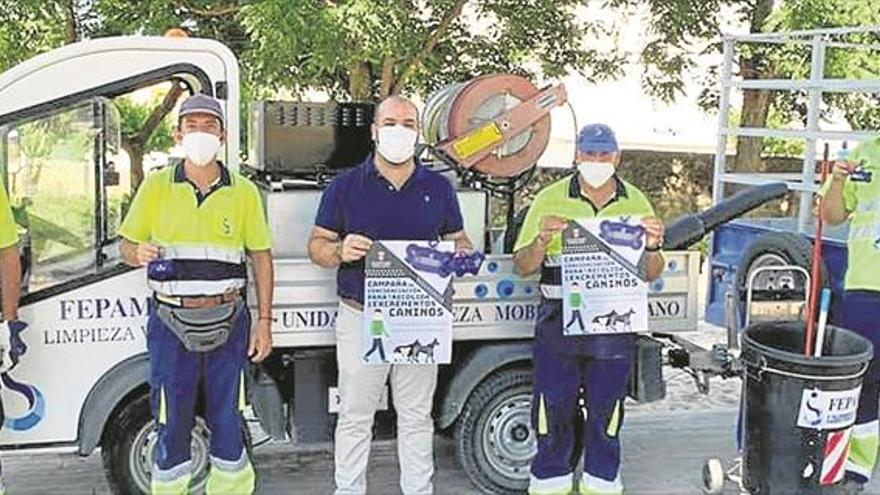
[
  {"xmin": 805, "ymin": 144, "xmax": 831, "ymax": 356},
  {"xmin": 814, "ymin": 288, "xmax": 832, "ymax": 357}
]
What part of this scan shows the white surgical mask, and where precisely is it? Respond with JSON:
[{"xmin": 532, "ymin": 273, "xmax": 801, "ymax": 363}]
[
  {"xmin": 182, "ymin": 132, "xmax": 222, "ymax": 167},
  {"xmin": 376, "ymin": 125, "xmax": 418, "ymax": 165},
  {"xmin": 577, "ymin": 161, "xmax": 616, "ymax": 188}
]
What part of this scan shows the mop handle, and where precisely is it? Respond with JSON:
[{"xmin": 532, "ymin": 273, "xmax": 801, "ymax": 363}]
[
  {"xmin": 813, "ymin": 288, "xmax": 831, "ymax": 357},
  {"xmin": 805, "ymin": 144, "xmax": 831, "ymax": 356}
]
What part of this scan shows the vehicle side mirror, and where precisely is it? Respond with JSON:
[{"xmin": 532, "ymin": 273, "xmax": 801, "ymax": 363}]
[
  {"xmin": 104, "ymin": 161, "xmax": 120, "ymax": 187},
  {"xmin": 17, "ymin": 230, "xmax": 31, "ymax": 293}
]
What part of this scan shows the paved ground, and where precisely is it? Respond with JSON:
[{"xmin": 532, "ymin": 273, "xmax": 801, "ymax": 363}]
[
  {"xmin": 4, "ymin": 323, "xmax": 879, "ymax": 493},
  {"xmin": 254, "ymin": 408, "xmax": 746, "ymax": 494},
  {"xmin": 7, "ymin": 406, "xmax": 878, "ymax": 494},
  {"xmin": 2, "ymin": 409, "xmax": 739, "ymax": 494},
  {"xmin": 5, "ymin": 403, "xmax": 880, "ymax": 494}
]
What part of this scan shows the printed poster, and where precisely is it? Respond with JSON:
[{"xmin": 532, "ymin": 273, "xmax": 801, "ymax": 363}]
[
  {"xmin": 561, "ymin": 218, "xmax": 650, "ymax": 335},
  {"xmin": 362, "ymin": 240, "xmax": 454, "ymax": 365}
]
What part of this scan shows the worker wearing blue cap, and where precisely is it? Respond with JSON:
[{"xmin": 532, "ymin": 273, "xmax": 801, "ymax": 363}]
[
  {"xmin": 514, "ymin": 124, "xmax": 665, "ymax": 494},
  {"xmin": 120, "ymin": 93, "xmax": 274, "ymax": 494}
]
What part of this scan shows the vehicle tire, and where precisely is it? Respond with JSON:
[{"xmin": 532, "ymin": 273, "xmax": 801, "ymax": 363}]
[
  {"xmin": 735, "ymin": 231, "xmax": 828, "ymax": 302},
  {"xmin": 455, "ymin": 368, "xmax": 535, "ymax": 494},
  {"xmin": 101, "ymin": 392, "xmax": 252, "ymax": 494}
]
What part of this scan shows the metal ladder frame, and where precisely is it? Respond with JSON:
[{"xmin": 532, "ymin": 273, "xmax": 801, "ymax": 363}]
[{"xmin": 713, "ymin": 26, "xmax": 880, "ymax": 233}]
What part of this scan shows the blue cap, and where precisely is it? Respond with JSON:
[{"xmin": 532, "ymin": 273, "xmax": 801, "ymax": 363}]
[
  {"xmin": 577, "ymin": 123, "xmax": 619, "ymax": 153},
  {"xmin": 179, "ymin": 94, "xmax": 225, "ymax": 127}
]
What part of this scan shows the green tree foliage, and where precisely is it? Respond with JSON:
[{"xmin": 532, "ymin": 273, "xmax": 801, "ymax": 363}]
[
  {"xmin": 4, "ymin": 0, "xmax": 877, "ymax": 178},
  {"xmin": 0, "ymin": 0, "xmax": 624, "ymax": 183},
  {"xmin": 238, "ymin": 0, "xmax": 623, "ymax": 101},
  {"xmin": 115, "ymin": 96, "xmax": 176, "ymax": 153},
  {"xmin": 615, "ymin": 0, "xmax": 880, "ymax": 166},
  {"xmin": 0, "ymin": 0, "xmax": 78, "ymax": 68},
  {"xmin": 114, "ymin": 88, "xmax": 179, "ymax": 186}
]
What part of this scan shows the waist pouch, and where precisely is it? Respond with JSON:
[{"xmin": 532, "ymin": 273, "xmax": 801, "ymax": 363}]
[{"xmin": 157, "ymin": 300, "xmax": 244, "ymax": 352}]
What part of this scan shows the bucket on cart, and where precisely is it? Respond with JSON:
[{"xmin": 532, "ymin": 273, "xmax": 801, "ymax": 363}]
[{"xmin": 741, "ymin": 320, "xmax": 873, "ymax": 494}]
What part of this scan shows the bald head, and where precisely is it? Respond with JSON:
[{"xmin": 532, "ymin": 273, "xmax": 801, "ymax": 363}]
[
  {"xmin": 374, "ymin": 95, "xmax": 419, "ymax": 134},
  {"xmin": 372, "ymin": 95, "xmax": 420, "ymax": 166}
]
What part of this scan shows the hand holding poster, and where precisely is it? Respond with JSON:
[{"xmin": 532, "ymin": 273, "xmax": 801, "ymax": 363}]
[
  {"xmin": 363, "ymin": 240, "xmax": 454, "ymax": 365},
  {"xmin": 561, "ymin": 217, "xmax": 650, "ymax": 336}
]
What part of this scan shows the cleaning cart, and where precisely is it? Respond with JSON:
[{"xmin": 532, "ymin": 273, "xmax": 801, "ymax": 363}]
[{"xmin": 702, "ymin": 152, "xmax": 875, "ymax": 494}]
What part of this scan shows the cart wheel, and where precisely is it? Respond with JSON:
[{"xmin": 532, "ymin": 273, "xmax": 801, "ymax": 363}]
[{"xmin": 702, "ymin": 458, "xmax": 725, "ymax": 495}]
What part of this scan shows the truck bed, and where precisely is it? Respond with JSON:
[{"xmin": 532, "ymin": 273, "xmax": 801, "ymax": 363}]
[{"xmin": 705, "ymin": 218, "xmax": 850, "ymax": 327}]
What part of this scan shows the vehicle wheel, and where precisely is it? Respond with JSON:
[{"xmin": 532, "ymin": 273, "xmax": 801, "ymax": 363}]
[
  {"xmin": 101, "ymin": 392, "xmax": 251, "ymax": 494},
  {"xmin": 702, "ymin": 458, "xmax": 725, "ymax": 495},
  {"xmin": 736, "ymin": 232, "xmax": 828, "ymax": 301},
  {"xmin": 455, "ymin": 368, "xmax": 535, "ymax": 494}
]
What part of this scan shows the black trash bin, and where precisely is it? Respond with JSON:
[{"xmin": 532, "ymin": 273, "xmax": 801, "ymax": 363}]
[{"xmin": 741, "ymin": 320, "xmax": 873, "ymax": 494}]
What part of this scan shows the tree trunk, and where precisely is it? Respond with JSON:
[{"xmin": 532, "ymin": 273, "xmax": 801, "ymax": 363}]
[
  {"xmin": 392, "ymin": 0, "xmax": 467, "ymax": 92},
  {"xmin": 349, "ymin": 61, "xmax": 372, "ymax": 102},
  {"xmin": 378, "ymin": 56, "xmax": 396, "ymax": 99},
  {"xmin": 123, "ymin": 141, "xmax": 145, "ymax": 190},
  {"xmin": 63, "ymin": 0, "xmax": 78, "ymax": 43},
  {"xmin": 735, "ymin": 87, "xmax": 773, "ymax": 170},
  {"xmin": 734, "ymin": 0, "xmax": 775, "ymax": 171},
  {"xmin": 125, "ymin": 81, "xmax": 186, "ymax": 190}
]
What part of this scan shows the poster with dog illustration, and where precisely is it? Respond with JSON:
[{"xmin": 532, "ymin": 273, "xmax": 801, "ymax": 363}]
[
  {"xmin": 561, "ymin": 218, "xmax": 649, "ymax": 335},
  {"xmin": 362, "ymin": 240, "xmax": 454, "ymax": 365}
]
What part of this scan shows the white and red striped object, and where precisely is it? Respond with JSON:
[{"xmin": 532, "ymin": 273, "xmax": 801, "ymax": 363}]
[{"xmin": 820, "ymin": 428, "xmax": 852, "ymax": 485}]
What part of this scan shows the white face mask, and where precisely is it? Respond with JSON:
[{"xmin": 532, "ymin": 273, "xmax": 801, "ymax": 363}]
[
  {"xmin": 182, "ymin": 132, "xmax": 222, "ymax": 167},
  {"xmin": 577, "ymin": 161, "xmax": 616, "ymax": 188},
  {"xmin": 376, "ymin": 125, "xmax": 418, "ymax": 165}
]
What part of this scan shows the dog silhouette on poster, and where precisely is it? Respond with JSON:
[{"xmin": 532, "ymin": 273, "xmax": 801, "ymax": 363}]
[
  {"xmin": 392, "ymin": 338, "xmax": 441, "ymax": 364},
  {"xmin": 591, "ymin": 308, "xmax": 637, "ymax": 333}
]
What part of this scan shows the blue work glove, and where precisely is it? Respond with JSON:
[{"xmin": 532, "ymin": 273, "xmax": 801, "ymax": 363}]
[{"xmin": 0, "ymin": 320, "xmax": 28, "ymax": 371}]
